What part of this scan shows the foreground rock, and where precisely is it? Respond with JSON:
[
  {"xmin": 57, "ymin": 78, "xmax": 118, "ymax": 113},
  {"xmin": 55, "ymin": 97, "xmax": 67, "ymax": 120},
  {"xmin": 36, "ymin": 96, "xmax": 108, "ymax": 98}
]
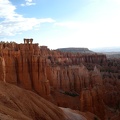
[{"xmin": 0, "ymin": 81, "xmax": 98, "ymax": 120}]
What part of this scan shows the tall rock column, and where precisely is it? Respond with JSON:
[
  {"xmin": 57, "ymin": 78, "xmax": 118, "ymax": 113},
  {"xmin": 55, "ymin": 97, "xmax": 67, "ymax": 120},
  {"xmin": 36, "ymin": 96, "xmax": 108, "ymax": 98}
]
[
  {"xmin": 80, "ymin": 87, "xmax": 105, "ymax": 120},
  {"xmin": 16, "ymin": 56, "xmax": 32, "ymax": 90},
  {"xmin": 0, "ymin": 57, "xmax": 6, "ymax": 82},
  {"xmin": 31, "ymin": 56, "xmax": 39, "ymax": 92},
  {"xmin": 31, "ymin": 56, "xmax": 50, "ymax": 96},
  {"xmin": 38, "ymin": 58, "xmax": 50, "ymax": 96},
  {"xmin": 4, "ymin": 56, "xmax": 17, "ymax": 84}
]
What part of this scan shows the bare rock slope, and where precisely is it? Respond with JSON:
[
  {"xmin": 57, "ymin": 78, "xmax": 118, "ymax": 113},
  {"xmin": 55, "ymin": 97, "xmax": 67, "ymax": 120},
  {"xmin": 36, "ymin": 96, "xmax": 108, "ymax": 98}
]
[{"xmin": 0, "ymin": 81, "xmax": 97, "ymax": 120}]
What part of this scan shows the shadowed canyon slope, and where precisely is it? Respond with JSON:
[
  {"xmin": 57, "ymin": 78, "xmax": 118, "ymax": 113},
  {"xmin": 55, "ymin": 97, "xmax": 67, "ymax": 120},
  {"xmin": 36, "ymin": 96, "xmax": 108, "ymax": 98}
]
[{"xmin": 0, "ymin": 39, "xmax": 120, "ymax": 120}]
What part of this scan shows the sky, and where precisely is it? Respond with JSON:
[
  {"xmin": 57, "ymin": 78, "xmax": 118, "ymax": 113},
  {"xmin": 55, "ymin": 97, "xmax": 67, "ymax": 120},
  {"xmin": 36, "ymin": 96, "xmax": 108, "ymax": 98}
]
[{"xmin": 0, "ymin": 0, "xmax": 120, "ymax": 49}]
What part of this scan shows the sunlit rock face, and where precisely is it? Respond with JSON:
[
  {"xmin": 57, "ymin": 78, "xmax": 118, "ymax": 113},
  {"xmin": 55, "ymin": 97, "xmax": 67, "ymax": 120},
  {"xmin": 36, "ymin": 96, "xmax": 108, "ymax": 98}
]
[
  {"xmin": 0, "ymin": 40, "xmax": 106, "ymax": 95},
  {"xmin": 0, "ymin": 40, "xmax": 51, "ymax": 97}
]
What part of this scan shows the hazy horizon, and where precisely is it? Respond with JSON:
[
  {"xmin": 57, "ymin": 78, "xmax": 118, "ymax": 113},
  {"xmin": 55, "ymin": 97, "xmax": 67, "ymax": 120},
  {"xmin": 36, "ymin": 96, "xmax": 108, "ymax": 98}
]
[{"xmin": 0, "ymin": 0, "xmax": 120, "ymax": 49}]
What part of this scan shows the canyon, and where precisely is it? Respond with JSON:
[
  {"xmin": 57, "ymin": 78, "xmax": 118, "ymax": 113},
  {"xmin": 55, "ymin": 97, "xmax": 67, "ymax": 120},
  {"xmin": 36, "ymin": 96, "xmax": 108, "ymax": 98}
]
[{"xmin": 0, "ymin": 39, "xmax": 120, "ymax": 120}]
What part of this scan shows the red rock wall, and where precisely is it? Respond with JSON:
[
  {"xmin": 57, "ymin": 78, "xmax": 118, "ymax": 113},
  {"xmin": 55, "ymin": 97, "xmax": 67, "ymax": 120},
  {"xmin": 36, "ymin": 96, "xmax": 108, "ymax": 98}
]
[{"xmin": 1, "ymin": 41, "xmax": 120, "ymax": 119}]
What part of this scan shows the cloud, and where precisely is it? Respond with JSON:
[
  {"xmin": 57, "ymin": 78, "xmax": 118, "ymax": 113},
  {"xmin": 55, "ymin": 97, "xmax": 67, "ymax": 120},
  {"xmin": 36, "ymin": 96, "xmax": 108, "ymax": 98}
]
[
  {"xmin": 107, "ymin": 0, "xmax": 120, "ymax": 4},
  {"xmin": 21, "ymin": 0, "xmax": 36, "ymax": 6},
  {"xmin": 0, "ymin": 0, "xmax": 55, "ymax": 36},
  {"xmin": 54, "ymin": 19, "xmax": 120, "ymax": 48},
  {"xmin": 55, "ymin": 22, "xmax": 82, "ymax": 29}
]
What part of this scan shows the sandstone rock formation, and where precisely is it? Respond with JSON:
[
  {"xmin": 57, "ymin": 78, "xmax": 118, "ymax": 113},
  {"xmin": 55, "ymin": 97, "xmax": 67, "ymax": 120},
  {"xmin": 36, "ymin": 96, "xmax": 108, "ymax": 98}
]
[
  {"xmin": 0, "ymin": 40, "xmax": 106, "ymax": 95},
  {"xmin": 0, "ymin": 39, "xmax": 120, "ymax": 120}
]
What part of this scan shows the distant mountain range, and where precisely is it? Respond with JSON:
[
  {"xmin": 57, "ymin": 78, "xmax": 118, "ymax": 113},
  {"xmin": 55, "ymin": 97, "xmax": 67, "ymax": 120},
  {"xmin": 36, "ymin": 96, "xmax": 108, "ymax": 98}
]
[
  {"xmin": 57, "ymin": 47, "xmax": 94, "ymax": 54},
  {"xmin": 56, "ymin": 47, "xmax": 120, "ymax": 58},
  {"xmin": 57, "ymin": 47, "xmax": 120, "ymax": 53}
]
